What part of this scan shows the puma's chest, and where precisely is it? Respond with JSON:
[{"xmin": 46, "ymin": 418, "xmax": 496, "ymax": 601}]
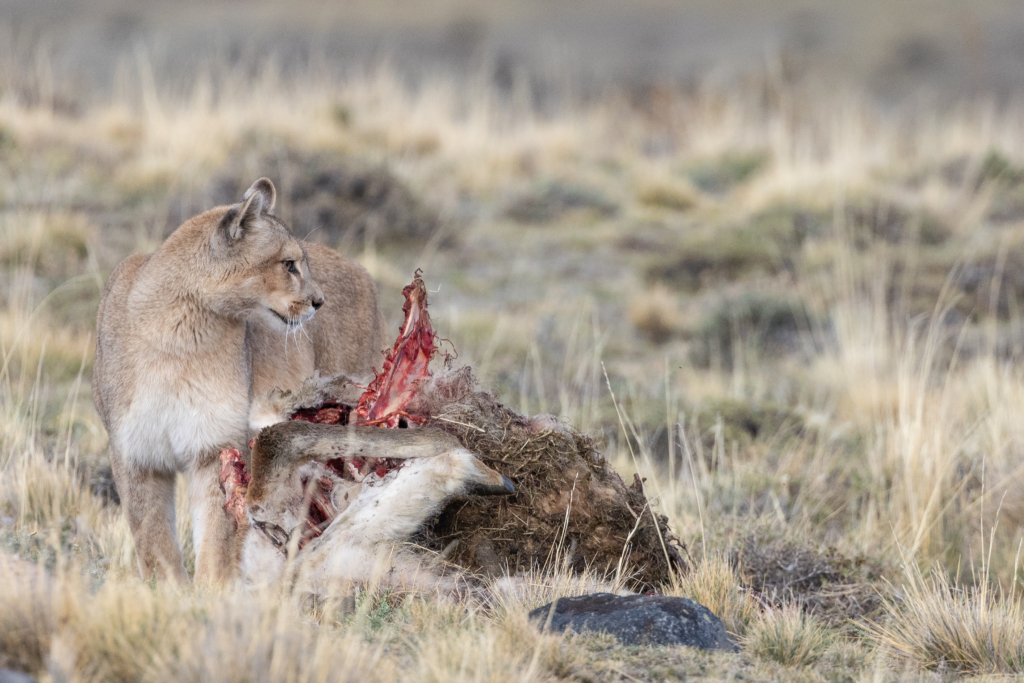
[{"xmin": 115, "ymin": 357, "xmax": 251, "ymax": 471}]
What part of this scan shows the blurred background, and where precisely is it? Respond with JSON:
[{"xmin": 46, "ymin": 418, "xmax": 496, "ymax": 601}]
[
  {"xmin": 5, "ymin": 0, "xmax": 1024, "ymax": 104},
  {"xmin": 6, "ymin": 0, "xmax": 1024, "ymax": 645}
]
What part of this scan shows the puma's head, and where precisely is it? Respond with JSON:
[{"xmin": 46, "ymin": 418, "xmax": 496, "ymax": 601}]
[{"xmin": 206, "ymin": 178, "xmax": 325, "ymax": 329}]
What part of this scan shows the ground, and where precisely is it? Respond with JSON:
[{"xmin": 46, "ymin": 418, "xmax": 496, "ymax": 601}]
[{"xmin": 4, "ymin": 6, "xmax": 1024, "ymax": 680}]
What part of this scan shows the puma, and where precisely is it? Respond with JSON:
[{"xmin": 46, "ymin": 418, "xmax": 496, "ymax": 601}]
[{"xmin": 92, "ymin": 178, "xmax": 386, "ymax": 584}]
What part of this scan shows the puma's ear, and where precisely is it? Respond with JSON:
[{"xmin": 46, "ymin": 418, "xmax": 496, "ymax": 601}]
[
  {"xmin": 215, "ymin": 178, "xmax": 274, "ymax": 247},
  {"xmin": 242, "ymin": 177, "xmax": 276, "ymax": 214}
]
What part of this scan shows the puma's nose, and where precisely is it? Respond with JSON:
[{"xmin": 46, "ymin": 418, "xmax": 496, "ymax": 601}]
[{"xmin": 311, "ymin": 296, "xmax": 324, "ymax": 310}]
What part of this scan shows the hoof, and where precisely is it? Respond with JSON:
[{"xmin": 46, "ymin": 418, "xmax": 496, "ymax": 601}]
[{"xmin": 467, "ymin": 474, "xmax": 515, "ymax": 497}]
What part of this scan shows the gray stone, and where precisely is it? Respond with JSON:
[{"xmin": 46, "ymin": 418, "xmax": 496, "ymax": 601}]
[
  {"xmin": 0, "ymin": 670, "xmax": 36, "ymax": 683},
  {"xmin": 529, "ymin": 593, "xmax": 739, "ymax": 651}
]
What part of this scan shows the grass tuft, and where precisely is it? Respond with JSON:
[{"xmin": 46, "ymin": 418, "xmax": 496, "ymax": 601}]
[
  {"xmin": 744, "ymin": 605, "xmax": 832, "ymax": 667},
  {"xmin": 867, "ymin": 563, "xmax": 1024, "ymax": 674},
  {"xmin": 628, "ymin": 286, "xmax": 681, "ymax": 345},
  {"xmin": 669, "ymin": 553, "xmax": 760, "ymax": 636},
  {"xmin": 636, "ymin": 180, "xmax": 697, "ymax": 211},
  {"xmin": 0, "ymin": 558, "xmax": 75, "ymax": 674},
  {"xmin": 72, "ymin": 581, "xmax": 194, "ymax": 683}
]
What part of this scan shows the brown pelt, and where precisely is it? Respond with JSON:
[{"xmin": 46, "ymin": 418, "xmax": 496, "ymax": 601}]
[{"xmin": 404, "ymin": 367, "xmax": 687, "ymax": 591}]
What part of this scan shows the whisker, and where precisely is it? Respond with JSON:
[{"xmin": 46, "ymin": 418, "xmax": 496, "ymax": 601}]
[{"xmin": 288, "ymin": 319, "xmax": 300, "ymax": 356}]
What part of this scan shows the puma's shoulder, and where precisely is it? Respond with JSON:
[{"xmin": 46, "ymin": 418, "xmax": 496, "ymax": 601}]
[
  {"xmin": 92, "ymin": 253, "xmax": 149, "ymax": 425},
  {"xmin": 97, "ymin": 253, "xmax": 149, "ymax": 331}
]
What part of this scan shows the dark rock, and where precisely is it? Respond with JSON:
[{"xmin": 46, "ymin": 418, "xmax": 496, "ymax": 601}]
[{"xmin": 529, "ymin": 593, "xmax": 738, "ymax": 651}]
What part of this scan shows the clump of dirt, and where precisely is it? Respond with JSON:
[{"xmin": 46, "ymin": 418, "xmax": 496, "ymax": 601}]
[
  {"xmin": 730, "ymin": 532, "xmax": 885, "ymax": 626},
  {"xmin": 173, "ymin": 147, "xmax": 439, "ymax": 246},
  {"xmin": 406, "ymin": 368, "xmax": 687, "ymax": 591}
]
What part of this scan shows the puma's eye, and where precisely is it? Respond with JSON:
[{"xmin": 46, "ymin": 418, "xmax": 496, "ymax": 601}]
[{"xmin": 283, "ymin": 260, "xmax": 299, "ymax": 275}]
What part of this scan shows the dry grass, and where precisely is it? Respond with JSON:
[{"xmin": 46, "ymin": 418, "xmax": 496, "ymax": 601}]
[
  {"xmin": 628, "ymin": 286, "xmax": 682, "ymax": 345},
  {"xmin": 0, "ymin": 560, "xmax": 602, "ymax": 683},
  {"xmin": 0, "ymin": 557, "xmax": 72, "ymax": 673},
  {"xmin": 668, "ymin": 553, "xmax": 760, "ymax": 637},
  {"xmin": 867, "ymin": 558, "xmax": 1024, "ymax": 674},
  {"xmin": 5, "ymin": 31, "xmax": 1024, "ymax": 681},
  {"xmin": 743, "ymin": 606, "xmax": 833, "ymax": 668}
]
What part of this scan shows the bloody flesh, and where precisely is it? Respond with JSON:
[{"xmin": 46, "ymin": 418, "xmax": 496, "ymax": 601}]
[
  {"xmin": 264, "ymin": 271, "xmax": 440, "ymax": 547},
  {"xmin": 345, "ymin": 271, "xmax": 443, "ymax": 478},
  {"xmin": 296, "ymin": 465, "xmax": 340, "ymax": 549},
  {"xmin": 290, "ymin": 401, "xmax": 352, "ymax": 426},
  {"xmin": 285, "ymin": 271, "xmax": 440, "ymax": 430},
  {"xmin": 355, "ymin": 271, "xmax": 439, "ymax": 427},
  {"xmin": 219, "ymin": 447, "xmax": 250, "ymax": 528}
]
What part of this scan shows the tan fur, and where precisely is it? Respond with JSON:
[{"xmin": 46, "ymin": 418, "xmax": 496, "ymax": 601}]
[
  {"xmin": 238, "ymin": 421, "xmax": 514, "ymax": 594},
  {"xmin": 93, "ymin": 178, "xmax": 387, "ymax": 584},
  {"xmin": 241, "ymin": 433, "xmax": 513, "ymax": 594},
  {"xmin": 247, "ymin": 243, "xmax": 388, "ymax": 432},
  {"xmin": 247, "ymin": 422, "xmax": 468, "ymax": 504}
]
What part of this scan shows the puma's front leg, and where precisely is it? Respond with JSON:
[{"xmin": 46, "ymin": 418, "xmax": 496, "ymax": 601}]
[
  {"xmin": 190, "ymin": 453, "xmax": 238, "ymax": 585},
  {"xmin": 111, "ymin": 448, "xmax": 187, "ymax": 584}
]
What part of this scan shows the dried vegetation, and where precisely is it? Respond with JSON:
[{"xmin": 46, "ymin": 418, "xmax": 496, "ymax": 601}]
[
  {"xmin": 6, "ymin": 23, "xmax": 1024, "ymax": 681},
  {"xmin": 409, "ymin": 369, "xmax": 686, "ymax": 589}
]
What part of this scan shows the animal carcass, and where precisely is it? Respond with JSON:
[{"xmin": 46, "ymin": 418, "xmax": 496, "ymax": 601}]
[{"xmin": 223, "ymin": 272, "xmax": 684, "ymax": 595}]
